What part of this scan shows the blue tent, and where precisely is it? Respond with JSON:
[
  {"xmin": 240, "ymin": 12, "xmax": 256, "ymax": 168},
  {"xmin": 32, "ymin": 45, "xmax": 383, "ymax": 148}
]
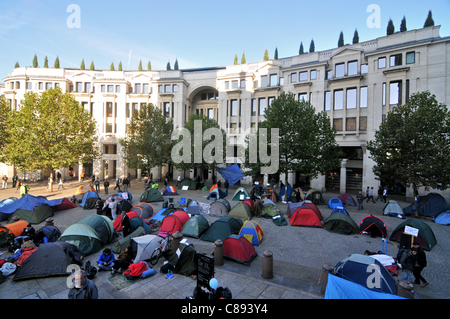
[
  {"xmin": 80, "ymin": 191, "xmax": 99, "ymax": 208},
  {"xmin": 0, "ymin": 194, "xmax": 64, "ymax": 222},
  {"xmin": 325, "ymin": 273, "xmax": 404, "ymax": 299},
  {"xmin": 207, "ymin": 188, "xmax": 226, "ymax": 200},
  {"xmin": 279, "ymin": 184, "xmax": 293, "ymax": 200},
  {"xmin": 434, "ymin": 211, "xmax": 450, "ymax": 225},
  {"xmin": 331, "ymin": 206, "xmax": 350, "ymax": 216},
  {"xmin": 328, "ymin": 197, "xmax": 343, "ymax": 209},
  {"xmin": 404, "ymin": 193, "xmax": 449, "ymax": 217},
  {"xmin": 215, "ymin": 164, "xmax": 244, "ymax": 187}
]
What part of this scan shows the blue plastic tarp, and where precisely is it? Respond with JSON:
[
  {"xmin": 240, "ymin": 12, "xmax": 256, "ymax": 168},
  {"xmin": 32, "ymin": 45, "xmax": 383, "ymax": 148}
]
[
  {"xmin": 325, "ymin": 274, "xmax": 405, "ymax": 299},
  {"xmin": 215, "ymin": 164, "xmax": 244, "ymax": 187},
  {"xmin": 0, "ymin": 194, "xmax": 64, "ymax": 221},
  {"xmin": 434, "ymin": 211, "xmax": 450, "ymax": 225}
]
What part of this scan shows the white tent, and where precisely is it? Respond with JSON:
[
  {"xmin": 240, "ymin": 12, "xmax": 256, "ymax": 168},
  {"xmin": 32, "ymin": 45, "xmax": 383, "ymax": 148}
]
[
  {"xmin": 382, "ymin": 200, "xmax": 405, "ymax": 219},
  {"xmin": 130, "ymin": 234, "xmax": 161, "ymax": 263}
]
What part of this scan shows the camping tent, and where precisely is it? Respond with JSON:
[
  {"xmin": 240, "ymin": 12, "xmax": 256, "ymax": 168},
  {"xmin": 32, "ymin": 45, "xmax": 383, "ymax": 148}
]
[
  {"xmin": 331, "ymin": 206, "xmax": 350, "ymax": 216},
  {"xmin": 250, "ymin": 184, "xmax": 265, "ymax": 198},
  {"xmin": 215, "ymin": 164, "xmax": 244, "ymax": 187},
  {"xmin": 359, "ymin": 215, "xmax": 387, "ymax": 238},
  {"xmin": 8, "ymin": 204, "xmax": 54, "ymax": 224},
  {"xmin": 111, "ymin": 226, "xmax": 146, "ymax": 254},
  {"xmin": 186, "ymin": 201, "xmax": 201, "ymax": 216},
  {"xmin": 0, "ymin": 197, "xmax": 18, "ymax": 208},
  {"xmin": 290, "ymin": 206, "xmax": 323, "ymax": 228},
  {"xmin": 51, "ymin": 197, "xmax": 78, "ymax": 212},
  {"xmin": 328, "ymin": 197, "xmax": 344, "ymax": 209},
  {"xmin": 323, "ymin": 211, "xmax": 359, "ymax": 234},
  {"xmin": 239, "ymin": 220, "xmax": 264, "ymax": 246},
  {"xmin": 266, "ymin": 189, "xmax": 280, "ymax": 203},
  {"xmin": 162, "ymin": 243, "xmax": 198, "ymax": 276},
  {"xmin": 80, "ymin": 191, "xmax": 100, "ymax": 208},
  {"xmin": 299, "ymin": 201, "xmax": 323, "ymax": 221},
  {"xmin": 227, "ymin": 202, "xmax": 253, "ymax": 221},
  {"xmin": 130, "ymin": 234, "xmax": 161, "ymax": 263},
  {"xmin": 232, "ymin": 187, "xmax": 250, "ymax": 201},
  {"xmin": 163, "ymin": 186, "xmax": 179, "ymax": 196},
  {"xmin": 223, "ymin": 235, "xmax": 257, "ymax": 265},
  {"xmin": 389, "ymin": 219, "xmax": 437, "ymax": 251},
  {"xmin": 337, "ymin": 193, "xmax": 357, "ymax": 206},
  {"xmin": 12, "ymin": 242, "xmax": 83, "ymax": 282},
  {"xmin": 130, "ymin": 203, "xmax": 155, "ymax": 219},
  {"xmin": 201, "ymin": 216, "xmax": 243, "ymax": 242},
  {"xmin": 181, "ymin": 215, "xmax": 210, "ymax": 238},
  {"xmin": 305, "ymin": 188, "xmax": 326, "ymax": 205},
  {"xmin": 158, "ymin": 210, "xmax": 190, "ymax": 237},
  {"xmin": 382, "ymin": 201, "xmax": 406, "ymax": 219},
  {"xmin": 58, "ymin": 214, "xmax": 116, "ymax": 255},
  {"xmin": 0, "ymin": 220, "xmax": 29, "ymax": 237},
  {"xmin": 179, "ymin": 179, "xmax": 198, "ymax": 190},
  {"xmin": 0, "ymin": 194, "xmax": 64, "ymax": 222},
  {"xmin": 287, "ymin": 202, "xmax": 307, "ymax": 218},
  {"xmin": 207, "ymin": 188, "xmax": 226, "ymax": 200},
  {"xmin": 140, "ymin": 188, "xmax": 164, "ymax": 203},
  {"xmin": 279, "ymin": 184, "xmax": 293, "ymax": 201},
  {"xmin": 209, "ymin": 199, "xmax": 231, "ymax": 217},
  {"xmin": 434, "ymin": 211, "xmax": 450, "ymax": 225},
  {"xmin": 404, "ymin": 192, "xmax": 450, "ymax": 218},
  {"xmin": 260, "ymin": 199, "xmax": 281, "ymax": 219},
  {"xmin": 333, "ymin": 254, "xmax": 397, "ymax": 295}
]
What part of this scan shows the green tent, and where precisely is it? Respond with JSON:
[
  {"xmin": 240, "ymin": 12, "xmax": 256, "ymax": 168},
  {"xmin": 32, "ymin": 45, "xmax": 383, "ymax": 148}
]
[
  {"xmin": 260, "ymin": 199, "xmax": 280, "ymax": 218},
  {"xmin": 179, "ymin": 179, "xmax": 198, "ymax": 190},
  {"xmin": 140, "ymin": 188, "xmax": 164, "ymax": 203},
  {"xmin": 83, "ymin": 197, "xmax": 98, "ymax": 210},
  {"xmin": 232, "ymin": 187, "xmax": 250, "ymax": 201},
  {"xmin": 8, "ymin": 204, "xmax": 54, "ymax": 224},
  {"xmin": 227, "ymin": 202, "xmax": 253, "ymax": 221},
  {"xmin": 181, "ymin": 215, "xmax": 210, "ymax": 238},
  {"xmin": 78, "ymin": 214, "xmax": 116, "ymax": 245},
  {"xmin": 389, "ymin": 219, "xmax": 437, "ymax": 251},
  {"xmin": 163, "ymin": 243, "xmax": 198, "ymax": 276},
  {"xmin": 201, "ymin": 216, "xmax": 243, "ymax": 242},
  {"xmin": 323, "ymin": 212, "xmax": 359, "ymax": 235},
  {"xmin": 111, "ymin": 226, "xmax": 146, "ymax": 254}
]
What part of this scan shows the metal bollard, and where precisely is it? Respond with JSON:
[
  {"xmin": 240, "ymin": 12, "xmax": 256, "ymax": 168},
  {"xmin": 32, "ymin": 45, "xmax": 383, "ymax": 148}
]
[
  {"xmin": 171, "ymin": 231, "xmax": 183, "ymax": 252},
  {"xmin": 262, "ymin": 250, "xmax": 273, "ymax": 279},
  {"xmin": 397, "ymin": 281, "xmax": 415, "ymax": 299},
  {"xmin": 320, "ymin": 263, "xmax": 334, "ymax": 294},
  {"xmin": 214, "ymin": 239, "xmax": 224, "ymax": 266}
]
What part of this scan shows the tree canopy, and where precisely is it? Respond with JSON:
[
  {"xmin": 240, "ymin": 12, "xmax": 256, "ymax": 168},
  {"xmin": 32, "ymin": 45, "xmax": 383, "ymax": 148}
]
[{"xmin": 367, "ymin": 91, "xmax": 450, "ymax": 194}]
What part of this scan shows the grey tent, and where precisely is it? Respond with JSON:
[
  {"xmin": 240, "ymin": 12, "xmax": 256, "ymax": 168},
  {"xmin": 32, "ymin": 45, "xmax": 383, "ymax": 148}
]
[
  {"xmin": 186, "ymin": 201, "xmax": 201, "ymax": 215},
  {"xmin": 209, "ymin": 199, "xmax": 231, "ymax": 217},
  {"xmin": 130, "ymin": 234, "xmax": 162, "ymax": 263},
  {"xmin": 201, "ymin": 216, "xmax": 243, "ymax": 242},
  {"xmin": 382, "ymin": 200, "xmax": 406, "ymax": 219}
]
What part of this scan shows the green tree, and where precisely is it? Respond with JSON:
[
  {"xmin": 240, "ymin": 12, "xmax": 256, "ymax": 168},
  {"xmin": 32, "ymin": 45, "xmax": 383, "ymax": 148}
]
[
  {"xmin": 309, "ymin": 39, "xmax": 315, "ymax": 53},
  {"xmin": 243, "ymin": 92, "xmax": 340, "ymax": 196},
  {"xmin": 353, "ymin": 29, "xmax": 359, "ymax": 44},
  {"xmin": 147, "ymin": 61, "xmax": 151, "ymax": 71},
  {"xmin": 387, "ymin": 18, "xmax": 395, "ymax": 35},
  {"xmin": 33, "ymin": 54, "xmax": 38, "ymax": 68},
  {"xmin": 54, "ymin": 56, "xmax": 60, "ymax": 69},
  {"xmin": 119, "ymin": 103, "xmax": 174, "ymax": 178},
  {"xmin": 233, "ymin": 54, "xmax": 238, "ymax": 65},
  {"xmin": 166, "ymin": 61, "xmax": 171, "ymax": 70},
  {"xmin": 299, "ymin": 42, "xmax": 304, "ymax": 55},
  {"xmin": 241, "ymin": 51, "xmax": 246, "ymax": 64},
  {"xmin": 2, "ymin": 88, "xmax": 99, "ymax": 191},
  {"xmin": 90, "ymin": 61, "xmax": 95, "ymax": 70},
  {"xmin": 118, "ymin": 61, "xmax": 123, "ymax": 71},
  {"xmin": 174, "ymin": 59, "xmax": 179, "ymax": 70},
  {"xmin": 263, "ymin": 49, "xmax": 269, "ymax": 61},
  {"xmin": 274, "ymin": 47, "xmax": 278, "ymax": 60},
  {"xmin": 171, "ymin": 113, "xmax": 227, "ymax": 176},
  {"xmin": 338, "ymin": 31, "xmax": 344, "ymax": 47},
  {"xmin": 110, "ymin": 62, "xmax": 115, "ymax": 71},
  {"xmin": 424, "ymin": 10, "xmax": 434, "ymax": 27},
  {"xmin": 80, "ymin": 59, "xmax": 85, "ymax": 70},
  {"xmin": 138, "ymin": 60, "xmax": 143, "ymax": 71},
  {"xmin": 14, "ymin": 62, "xmax": 19, "ymax": 68},
  {"xmin": 400, "ymin": 16, "xmax": 407, "ymax": 32},
  {"xmin": 43, "ymin": 56, "xmax": 49, "ymax": 68},
  {"xmin": 0, "ymin": 96, "xmax": 11, "ymax": 157},
  {"xmin": 366, "ymin": 91, "xmax": 450, "ymax": 216}
]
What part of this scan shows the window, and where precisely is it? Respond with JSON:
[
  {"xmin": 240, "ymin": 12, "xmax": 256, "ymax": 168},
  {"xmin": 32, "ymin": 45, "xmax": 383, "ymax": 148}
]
[
  {"xmin": 143, "ymin": 83, "xmax": 149, "ymax": 94},
  {"xmin": 54, "ymin": 83, "xmax": 60, "ymax": 88},
  {"xmin": 346, "ymin": 88, "xmax": 357, "ymax": 109},
  {"xmin": 360, "ymin": 116, "xmax": 367, "ymax": 131},
  {"xmin": 46, "ymin": 82, "xmax": 53, "ymax": 90},
  {"xmin": 268, "ymin": 97, "xmax": 275, "ymax": 107},
  {"xmin": 134, "ymin": 84, "xmax": 141, "ymax": 94},
  {"xmin": 107, "ymin": 85, "xmax": 114, "ymax": 93},
  {"xmin": 101, "ymin": 85, "xmax": 106, "ymax": 93},
  {"xmin": 259, "ymin": 98, "xmax": 266, "ymax": 116},
  {"xmin": 231, "ymin": 100, "xmax": 238, "ymax": 116},
  {"xmin": 159, "ymin": 85, "xmax": 163, "ymax": 93},
  {"xmin": 39, "ymin": 82, "xmax": 44, "ymax": 90},
  {"xmin": 261, "ymin": 75, "xmax": 268, "ymax": 88},
  {"xmin": 270, "ymin": 74, "xmax": 278, "ymax": 86},
  {"xmin": 390, "ymin": 81, "xmax": 402, "ymax": 105},
  {"xmin": 326, "ymin": 70, "xmax": 333, "ymax": 80},
  {"xmin": 10, "ymin": 82, "xmax": 14, "ymax": 90},
  {"xmin": 291, "ymin": 73, "xmax": 297, "ymax": 83},
  {"xmin": 16, "ymin": 81, "xmax": 20, "ymax": 89},
  {"xmin": 378, "ymin": 57, "xmax": 386, "ymax": 69},
  {"xmin": 115, "ymin": 85, "xmax": 120, "ymax": 93},
  {"xmin": 360, "ymin": 87, "xmax": 368, "ymax": 108},
  {"xmin": 232, "ymin": 80, "xmax": 238, "ymax": 89},
  {"xmin": 334, "ymin": 90, "xmax": 344, "ymax": 110},
  {"xmin": 348, "ymin": 61, "xmax": 358, "ymax": 76},
  {"xmin": 382, "ymin": 83, "xmax": 386, "ymax": 106},
  {"xmin": 240, "ymin": 80, "xmax": 245, "ymax": 88},
  {"xmin": 299, "ymin": 71, "xmax": 308, "ymax": 81},
  {"xmin": 106, "ymin": 102, "xmax": 113, "ymax": 117},
  {"xmin": 132, "ymin": 103, "xmax": 139, "ymax": 116},
  {"xmin": 85, "ymin": 82, "xmax": 91, "ymax": 93},
  {"xmin": 164, "ymin": 84, "xmax": 171, "ymax": 93},
  {"xmin": 406, "ymin": 52, "xmax": 415, "ymax": 64},
  {"xmin": 298, "ymin": 93, "xmax": 307, "ymax": 102},
  {"xmin": 279, "ymin": 77, "xmax": 284, "ymax": 86},
  {"xmin": 164, "ymin": 102, "xmax": 170, "ymax": 117},
  {"xmin": 361, "ymin": 64, "xmax": 368, "ymax": 74},
  {"xmin": 251, "ymin": 123, "xmax": 257, "ymax": 133},
  {"xmin": 26, "ymin": 82, "xmax": 32, "ymax": 90},
  {"xmin": 230, "ymin": 123, "xmax": 238, "ymax": 134},
  {"xmin": 333, "ymin": 119, "xmax": 343, "ymax": 131},
  {"xmin": 208, "ymin": 108, "xmax": 214, "ymax": 119},
  {"xmin": 335, "ymin": 63, "xmax": 345, "ymax": 78},
  {"xmin": 310, "ymin": 70, "xmax": 317, "ymax": 80},
  {"xmin": 251, "ymin": 99, "xmax": 257, "ymax": 116},
  {"xmin": 225, "ymin": 81, "xmax": 229, "ymax": 90},
  {"xmin": 346, "ymin": 118, "xmax": 356, "ymax": 131},
  {"xmin": 106, "ymin": 124, "xmax": 113, "ymax": 133},
  {"xmin": 324, "ymin": 91, "xmax": 331, "ymax": 111},
  {"xmin": 173, "ymin": 84, "xmax": 178, "ymax": 92},
  {"xmin": 76, "ymin": 82, "xmax": 82, "ymax": 92},
  {"xmin": 390, "ymin": 54, "xmax": 402, "ymax": 67},
  {"xmin": 126, "ymin": 103, "xmax": 130, "ymax": 118}
]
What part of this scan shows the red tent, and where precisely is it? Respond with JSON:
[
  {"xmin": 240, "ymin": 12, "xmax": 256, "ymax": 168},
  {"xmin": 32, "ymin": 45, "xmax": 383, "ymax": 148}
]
[
  {"xmin": 299, "ymin": 201, "xmax": 323, "ymax": 221},
  {"xmin": 223, "ymin": 235, "xmax": 257, "ymax": 265},
  {"xmin": 290, "ymin": 206, "xmax": 323, "ymax": 228},
  {"xmin": 51, "ymin": 197, "xmax": 77, "ymax": 212},
  {"xmin": 158, "ymin": 210, "xmax": 190, "ymax": 237}
]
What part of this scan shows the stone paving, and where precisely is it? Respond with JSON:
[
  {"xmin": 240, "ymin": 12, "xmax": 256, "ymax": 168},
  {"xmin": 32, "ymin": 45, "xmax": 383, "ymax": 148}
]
[{"xmin": 0, "ymin": 178, "xmax": 449, "ymax": 299}]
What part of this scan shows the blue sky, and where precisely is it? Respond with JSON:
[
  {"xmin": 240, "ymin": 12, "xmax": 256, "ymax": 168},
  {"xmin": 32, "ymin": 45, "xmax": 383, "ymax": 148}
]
[{"xmin": 1, "ymin": 0, "xmax": 449, "ymax": 82}]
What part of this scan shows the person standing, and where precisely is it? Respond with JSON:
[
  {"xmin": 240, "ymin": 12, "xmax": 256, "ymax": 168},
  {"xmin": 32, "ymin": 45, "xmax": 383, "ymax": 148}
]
[
  {"xmin": 357, "ymin": 190, "xmax": 364, "ymax": 210},
  {"xmin": 367, "ymin": 187, "xmax": 375, "ymax": 203},
  {"xmin": 20, "ymin": 183, "xmax": 30, "ymax": 197},
  {"xmin": 376, "ymin": 186, "xmax": 383, "ymax": 201},
  {"xmin": 94, "ymin": 177, "xmax": 100, "ymax": 192},
  {"xmin": 104, "ymin": 180, "xmax": 110, "ymax": 194},
  {"xmin": 2, "ymin": 175, "xmax": 8, "ymax": 189},
  {"xmin": 382, "ymin": 187, "xmax": 387, "ymax": 203},
  {"xmin": 12, "ymin": 174, "xmax": 17, "ymax": 188},
  {"xmin": 412, "ymin": 242, "xmax": 429, "ymax": 287},
  {"xmin": 224, "ymin": 179, "xmax": 229, "ymax": 196},
  {"xmin": 58, "ymin": 177, "xmax": 65, "ymax": 190},
  {"xmin": 80, "ymin": 171, "xmax": 85, "ymax": 182},
  {"xmin": 363, "ymin": 186, "xmax": 369, "ymax": 201},
  {"xmin": 108, "ymin": 198, "xmax": 118, "ymax": 221},
  {"xmin": 176, "ymin": 174, "xmax": 181, "ymax": 188},
  {"xmin": 68, "ymin": 270, "xmax": 99, "ymax": 299},
  {"xmin": 114, "ymin": 177, "xmax": 121, "ymax": 192},
  {"xmin": 122, "ymin": 176, "xmax": 129, "ymax": 192}
]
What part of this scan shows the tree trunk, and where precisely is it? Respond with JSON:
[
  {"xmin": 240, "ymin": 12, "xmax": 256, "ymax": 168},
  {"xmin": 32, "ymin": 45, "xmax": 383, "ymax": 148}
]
[
  {"xmin": 413, "ymin": 184, "xmax": 419, "ymax": 219},
  {"xmin": 49, "ymin": 171, "xmax": 53, "ymax": 192},
  {"xmin": 284, "ymin": 170, "xmax": 289, "ymax": 202}
]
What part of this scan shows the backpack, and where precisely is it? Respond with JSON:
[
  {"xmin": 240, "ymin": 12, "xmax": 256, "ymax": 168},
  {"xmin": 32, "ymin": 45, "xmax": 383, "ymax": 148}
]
[
  {"xmin": 0, "ymin": 262, "xmax": 17, "ymax": 277},
  {"xmin": 84, "ymin": 260, "xmax": 97, "ymax": 279}
]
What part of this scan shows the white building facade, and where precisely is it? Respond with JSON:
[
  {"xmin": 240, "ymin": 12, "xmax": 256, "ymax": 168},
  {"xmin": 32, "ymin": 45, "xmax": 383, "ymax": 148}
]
[{"xmin": 1, "ymin": 26, "xmax": 449, "ymax": 199}]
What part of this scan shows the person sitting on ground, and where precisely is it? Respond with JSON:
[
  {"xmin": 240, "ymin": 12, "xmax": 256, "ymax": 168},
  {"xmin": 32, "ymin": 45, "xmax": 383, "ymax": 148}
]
[
  {"xmin": 14, "ymin": 223, "xmax": 36, "ymax": 247},
  {"xmin": 15, "ymin": 238, "xmax": 38, "ymax": 266},
  {"xmin": 97, "ymin": 248, "xmax": 115, "ymax": 271},
  {"xmin": 34, "ymin": 218, "xmax": 61, "ymax": 245},
  {"xmin": 6, "ymin": 237, "xmax": 34, "ymax": 263},
  {"xmin": 110, "ymin": 246, "xmax": 133, "ymax": 275},
  {"xmin": 68, "ymin": 269, "xmax": 99, "ymax": 299}
]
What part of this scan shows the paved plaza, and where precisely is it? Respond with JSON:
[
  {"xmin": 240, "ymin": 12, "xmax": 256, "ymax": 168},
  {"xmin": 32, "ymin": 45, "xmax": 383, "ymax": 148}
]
[{"xmin": 0, "ymin": 178, "xmax": 449, "ymax": 300}]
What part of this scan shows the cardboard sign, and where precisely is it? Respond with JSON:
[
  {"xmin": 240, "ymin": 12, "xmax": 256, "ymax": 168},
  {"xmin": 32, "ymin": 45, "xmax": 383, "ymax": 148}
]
[
  {"xmin": 182, "ymin": 186, "xmax": 189, "ymax": 190},
  {"xmin": 404, "ymin": 226, "xmax": 419, "ymax": 237}
]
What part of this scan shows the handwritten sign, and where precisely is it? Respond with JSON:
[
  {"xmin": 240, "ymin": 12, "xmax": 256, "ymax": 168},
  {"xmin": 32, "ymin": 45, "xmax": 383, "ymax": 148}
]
[{"xmin": 404, "ymin": 226, "xmax": 419, "ymax": 237}]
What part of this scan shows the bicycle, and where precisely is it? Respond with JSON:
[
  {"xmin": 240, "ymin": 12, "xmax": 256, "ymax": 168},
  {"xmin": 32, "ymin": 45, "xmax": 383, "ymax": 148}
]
[{"xmin": 149, "ymin": 234, "xmax": 172, "ymax": 266}]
